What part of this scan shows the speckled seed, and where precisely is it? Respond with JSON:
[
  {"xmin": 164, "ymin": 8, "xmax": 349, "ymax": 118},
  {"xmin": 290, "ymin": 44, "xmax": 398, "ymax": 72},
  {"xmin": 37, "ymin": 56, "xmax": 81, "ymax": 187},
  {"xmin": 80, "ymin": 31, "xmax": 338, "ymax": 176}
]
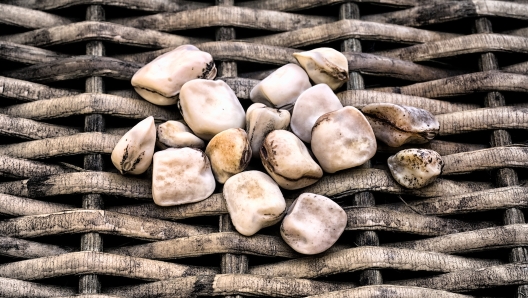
[
  {"xmin": 250, "ymin": 63, "xmax": 312, "ymax": 110},
  {"xmin": 152, "ymin": 148, "xmax": 216, "ymax": 206},
  {"xmin": 157, "ymin": 120, "xmax": 205, "ymax": 149},
  {"xmin": 361, "ymin": 103, "xmax": 439, "ymax": 147},
  {"xmin": 205, "ymin": 128, "xmax": 252, "ymax": 184},
  {"xmin": 291, "ymin": 84, "xmax": 343, "ymax": 143},
  {"xmin": 246, "ymin": 103, "xmax": 291, "ymax": 159},
  {"xmin": 111, "ymin": 116, "xmax": 156, "ymax": 175},
  {"xmin": 131, "ymin": 44, "xmax": 216, "ymax": 105},
  {"xmin": 388, "ymin": 148, "xmax": 444, "ymax": 189},
  {"xmin": 311, "ymin": 107, "xmax": 377, "ymax": 173},
  {"xmin": 223, "ymin": 171, "xmax": 287, "ymax": 236},
  {"xmin": 260, "ymin": 130, "xmax": 323, "ymax": 190},
  {"xmin": 281, "ymin": 193, "xmax": 347, "ymax": 255},
  {"xmin": 293, "ymin": 47, "xmax": 349, "ymax": 90},
  {"xmin": 179, "ymin": 79, "xmax": 246, "ymax": 140}
]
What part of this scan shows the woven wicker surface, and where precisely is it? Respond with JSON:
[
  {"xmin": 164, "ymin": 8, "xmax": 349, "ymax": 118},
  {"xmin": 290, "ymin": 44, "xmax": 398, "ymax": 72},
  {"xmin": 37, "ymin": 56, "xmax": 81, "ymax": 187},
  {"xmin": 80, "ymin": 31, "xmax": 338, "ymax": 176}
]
[{"xmin": 0, "ymin": 0, "xmax": 527, "ymax": 297}]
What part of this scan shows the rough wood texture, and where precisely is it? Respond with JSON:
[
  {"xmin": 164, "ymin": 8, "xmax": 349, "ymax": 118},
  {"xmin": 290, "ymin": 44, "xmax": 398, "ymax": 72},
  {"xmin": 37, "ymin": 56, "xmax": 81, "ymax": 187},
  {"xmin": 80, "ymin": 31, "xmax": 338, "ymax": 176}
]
[
  {"xmin": 306, "ymin": 285, "xmax": 472, "ymax": 298},
  {"xmin": 0, "ymin": 41, "xmax": 69, "ymax": 64},
  {"xmin": 0, "ymin": 236, "xmax": 73, "ymax": 259},
  {"xmin": 3, "ymin": 0, "xmax": 209, "ymax": 12},
  {"xmin": 442, "ymin": 147, "xmax": 528, "ymax": 174},
  {"xmin": 0, "ymin": 155, "xmax": 77, "ymax": 179},
  {"xmin": 0, "ymin": 76, "xmax": 79, "ymax": 102},
  {"xmin": 0, "ymin": 277, "xmax": 75, "ymax": 297},
  {"xmin": 0, "ymin": 113, "xmax": 81, "ymax": 140},
  {"xmin": 0, "ymin": 4, "xmax": 72, "ymax": 29},
  {"xmin": 248, "ymin": 246, "xmax": 501, "ymax": 279},
  {"xmin": 0, "ymin": 193, "xmax": 74, "ymax": 216}
]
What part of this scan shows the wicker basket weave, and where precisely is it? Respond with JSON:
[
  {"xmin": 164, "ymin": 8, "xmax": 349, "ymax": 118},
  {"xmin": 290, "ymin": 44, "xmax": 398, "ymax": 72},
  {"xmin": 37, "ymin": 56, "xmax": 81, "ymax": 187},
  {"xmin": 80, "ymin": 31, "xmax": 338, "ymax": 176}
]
[{"xmin": 0, "ymin": 0, "xmax": 527, "ymax": 297}]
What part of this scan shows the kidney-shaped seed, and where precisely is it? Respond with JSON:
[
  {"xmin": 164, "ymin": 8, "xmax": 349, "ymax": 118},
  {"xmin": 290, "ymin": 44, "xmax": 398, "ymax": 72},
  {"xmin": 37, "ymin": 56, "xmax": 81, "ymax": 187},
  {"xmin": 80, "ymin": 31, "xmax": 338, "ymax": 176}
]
[
  {"xmin": 293, "ymin": 47, "xmax": 349, "ymax": 91},
  {"xmin": 157, "ymin": 120, "xmax": 205, "ymax": 149},
  {"xmin": 388, "ymin": 148, "xmax": 444, "ymax": 189}
]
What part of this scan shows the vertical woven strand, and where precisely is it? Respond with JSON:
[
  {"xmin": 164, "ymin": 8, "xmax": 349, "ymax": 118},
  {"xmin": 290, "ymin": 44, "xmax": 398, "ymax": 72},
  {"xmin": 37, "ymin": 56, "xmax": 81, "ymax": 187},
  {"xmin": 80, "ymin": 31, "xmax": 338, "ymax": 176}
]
[
  {"xmin": 474, "ymin": 17, "xmax": 528, "ymax": 298},
  {"xmin": 79, "ymin": 4, "xmax": 105, "ymax": 294},
  {"xmin": 216, "ymin": 1, "xmax": 247, "ymax": 298},
  {"xmin": 340, "ymin": 3, "xmax": 382, "ymax": 286}
]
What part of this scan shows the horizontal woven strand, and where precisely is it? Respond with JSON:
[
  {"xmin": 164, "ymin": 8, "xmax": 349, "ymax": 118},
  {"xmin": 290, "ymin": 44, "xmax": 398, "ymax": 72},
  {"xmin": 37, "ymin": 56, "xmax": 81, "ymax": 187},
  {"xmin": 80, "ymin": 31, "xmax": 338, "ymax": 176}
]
[
  {"xmin": 0, "ymin": 113, "xmax": 80, "ymax": 140},
  {"xmin": 0, "ymin": 276, "xmax": 75, "ymax": 297},
  {"xmin": 306, "ymin": 285, "xmax": 472, "ymax": 298},
  {"xmin": 0, "ymin": 171, "xmax": 150, "ymax": 198},
  {"xmin": 346, "ymin": 207, "xmax": 494, "ymax": 236},
  {"xmin": 0, "ymin": 21, "xmax": 205, "ymax": 48},
  {"xmin": 442, "ymin": 147, "xmax": 528, "ymax": 174},
  {"xmin": 379, "ymin": 186, "xmax": 528, "ymax": 216},
  {"xmin": 1, "ymin": 93, "xmax": 178, "ymax": 121},
  {"xmin": 503, "ymin": 60, "xmax": 528, "ymax": 75},
  {"xmin": 386, "ymin": 224, "xmax": 528, "ymax": 254},
  {"xmin": 377, "ymin": 140, "xmax": 487, "ymax": 156},
  {"xmin": 110, "ymin": 6, "xmax": 335, "ymax": 32},
  {"xmin": 245, "ymin": 19, "xmax": 459, "ymax": 48},
  {"xmin": 0, "ymin": 235, "xmax": 73, "ymax": 259},
  {"xmin": 0, "ymin": 193, "xmax": 74, "ymax": 216},
  {"xmin": 0, "ymin": 155, "xmax": 77, "ymax": 179},
  {"xmin": 0, "ymin": 251, "xmax": 218, "ymax": 281},
  {"xmin": 0, "ymin": 41, "xmax": 68, "ymax": 65},
  {"xmin": 238, "ymin": 0, "xmax": 426, "ymax": 11},
  {"xmin": 107, "ymin": 232, "xmax": 300, "ymax": 259},
  {"xmin": 3, "ymin": 0, "xmax": 209, "ymax": 12},
  {"xmin": 337, "ymin": 90, "xmax": 478, "ymax": 115},
  {"xmin": 0, "ymin": 3, "xmax": 71, "ymax": 29},
  {"xmin": 389, "ymin": 263, "xmax": 528, "ymax": 292},
  {"xmin": 104, "ymin": 274, "xmax": 355, "ymax": 298},
  {"xmin": 0, "ymin": 76, "xmax": 79, "ymax": 102},
  {"xmin": 376, "ymin": 34, "xmax": 528, "ymax": 61},
  {"xmin": 0, "ymin": 209, "xmax": 213, "ymax": 240},
  {"xmin": 248, "ymin": 246, "xmax": 501, "ymax": 279}
]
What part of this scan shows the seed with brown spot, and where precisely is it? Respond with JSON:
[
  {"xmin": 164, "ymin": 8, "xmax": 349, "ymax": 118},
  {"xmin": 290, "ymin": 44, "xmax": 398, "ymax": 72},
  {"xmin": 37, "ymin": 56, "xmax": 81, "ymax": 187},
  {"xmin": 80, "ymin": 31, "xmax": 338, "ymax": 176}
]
[{"xmin": 387, "ymin": 148, "xmax": 444, "ymax": 189}]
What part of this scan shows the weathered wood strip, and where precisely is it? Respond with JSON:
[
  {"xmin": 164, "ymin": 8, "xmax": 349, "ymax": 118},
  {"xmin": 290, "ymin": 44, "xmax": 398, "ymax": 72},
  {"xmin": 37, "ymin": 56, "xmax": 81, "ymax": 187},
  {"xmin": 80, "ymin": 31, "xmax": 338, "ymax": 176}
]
[
  {"xmin": 3, "ymin": 0, "xmax": 209, "ymax": 12},
  {"xmin": 379, "ymin": 186, "xmax": 528, "ymax": 216},
  {"xmin": 0, "ymin": 236, "xmax": 73, "ymax": 259},
  {"xmin": 376, "ymin": 34, "xmax": 528, "ymax": 61},
  {"xmin": 0, "ymin": 251, "xmax": 217, "ymax": 281},
  {"xmin": 346, "ymin": 207, "xmax": 495, "ymax": 236},
  {"xmin": 442, "ymin": 147, "xmax": 528, "ymax": 175},
  {"xmin": 390, "ymin": 263, "xmax": 528, "ymax": 292},
  {"xmin": 245, "ymin": 19, "xmax": 459, "ymax": 48},
  {"xmin": 437, "ymin": 106, "xmax": 528, "ymax": 135},
  {"xmin": 0, "ymin": 155, "xmax": 77, "ymax": 178},
  {"xmin": 1, "ymin": 93, "xmax": 178, "ymax": 121},
  {"xmin": 377, "ymin": 140, "xmax": 487, "ymax": 156},
  {"xmin": 3, "ymin": 56, "xmax": 141, "ymax": 82},
  {"xmin": 337, "ymin": 90, "xmax": 478, "ymax": 115},
  {"xmin": 105, "ymin": 274, "xmax": 355, "ymax": 298},
  {"xmin": 0, "ymin": 4, "xmax": 72, "ymax": 29},
  {"xmin": 110, "ymin": 6, "xmax": 334, "ymax": 32},
  {"xmin": 0, "ymin": 41, "xmax": 68, "ymax": 65},
  {"xmin": 0, "ymin": 76, "xmax": 79, "ymax": 102},
  {"xmin": 249, "ymin": 246, "xmax": 501, "ymax": 279},
  {"xmin": 0, "ymin": 171, "xmax": 150, "ymax": 199},
  {"xmin": 0, "ymin": 209, "xmax": 213, "ymax": 240},
  {"xmin": 386, "ymin": 224, "xmax": 528, "ymax": 254},
  {"xmin": 0, "ymin": 277, "xmax": 75, "ymax": 297},
  {"xmin": 237, "ymin": 0, "xmax": 430, "ymax": 11},
  {"xmin": 306, "ymin": 285, "xmax": 473, "ymax": 298},
  {"xmin": 0, "ymin": 21, "xmax": 205, "ymax": 48},
  {"xmin": 0, "ymin": 113, "xmax": 81, "ymax": 140},
  {"xmin": 0, "ymin": 193, "xmax": 74, "ymax": 217}
]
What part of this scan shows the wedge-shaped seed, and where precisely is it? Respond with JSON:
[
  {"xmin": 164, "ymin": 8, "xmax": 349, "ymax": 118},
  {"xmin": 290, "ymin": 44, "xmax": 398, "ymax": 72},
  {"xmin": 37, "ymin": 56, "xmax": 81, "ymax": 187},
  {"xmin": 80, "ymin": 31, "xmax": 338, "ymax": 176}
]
[
  {"xmin": 311, "ymin": 107, "xmax": 377, "ymax": 173},
  {"xmin": 293, "ymin": 47, "xmax": 349, "ymax": 91},
  {"xmin": 362, "ymin": 103, "xmax": 439, "ymax": 147},
  {"xmin": 291, "ymin": 84, "xmax": 343, "ymax": 143},
  {"xmin": 157, "ymin": 120, "xmax": 205, "ymax": 149},
  {"xmin": 131, "ymin": 45, "xmax": 216, "ymax": 106},
  {"xmin": 152, "ymin": 148, "xmax": 216, "ymax": 206},
  {"xmin": 224, "ymin": 171, "xmax": 286, "ymax": 236},
  {"xmin": 388, "ymin": 148, "xmax": 444, "ymax": 189},
  {"xmin": 250, "ymin": 63, "xmax": 311, "ymax": 110},
  {"xmin": 281, "ymin": 193, "xmax": 347, "ymax": 255},
  {"xmin": 111, "ymin": 116, "xmax": 156, "ymax": 175},
  {"xmin": 206, "ymin": 128, "xmax": 252, "ymax": 184},
  {"xmin": 179, "ymin": 79, "xmax": 245, "ymax": 140},
  {"xmin": 246, "ymin": 103, "xmax": 290, "ymax": 159},
  {"xmin": 261, "ymin": 130, "xmax": 323, "ymax": 190}
]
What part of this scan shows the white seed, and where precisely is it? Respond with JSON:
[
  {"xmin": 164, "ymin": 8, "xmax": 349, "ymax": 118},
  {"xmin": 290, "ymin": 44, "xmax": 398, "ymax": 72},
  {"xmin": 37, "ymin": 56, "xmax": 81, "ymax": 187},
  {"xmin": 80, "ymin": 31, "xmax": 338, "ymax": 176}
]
[
  {"xmin": 311, "ymin": 107, "xmax": 377, "ymax": 173},
  {"xmin": 179, "ymin": 79, "xmax": 246, "ymax": 140},
  {"xmin": 293, "ymin": 47, "xmax": 349, "ymax": 91},
  {"xmin": 152, "ymin": 148, "xmax": 216, "ymax": 206},
  {"xmin": 131, "ymin": 45, "xmax": 216, "ymax": 106},
  {"xmin": 246, "ymin": 103, "xmax": 290, "ymax": 159},
  {"xmin": 249, "ymin": 63, "xmax": 311, "ymax": 110},
  {"xmin": 157, "ymin": 120, "xmax": 205, "ymax": 149},
  {"xmin": 223, "ymin": 171, "xmax": 286, "ymax": 236},
  {"xmin": 205, "ymin": 128, "xmax": 252, "ymax": 184},
  {"xmin": 291, "ymin": 84, "xmax": 343, "ymax": 143},
  {"xmin": 261, "ymin": 130, "xmax": 323, "ymax": 190},
  {"xmin": 281, "ymin": 193, "xmax": 347, "ymax": 255},
  {"xmin": 388, "ymin": 148, "xmax": 444, "ymax": 189},
  {"xmin": 362, "ymin": 103, "xmax": 439, "ymax": 147},
  {"xmin": 111, "ymin": 116, "xmax": 156, "ymax": 175}
]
